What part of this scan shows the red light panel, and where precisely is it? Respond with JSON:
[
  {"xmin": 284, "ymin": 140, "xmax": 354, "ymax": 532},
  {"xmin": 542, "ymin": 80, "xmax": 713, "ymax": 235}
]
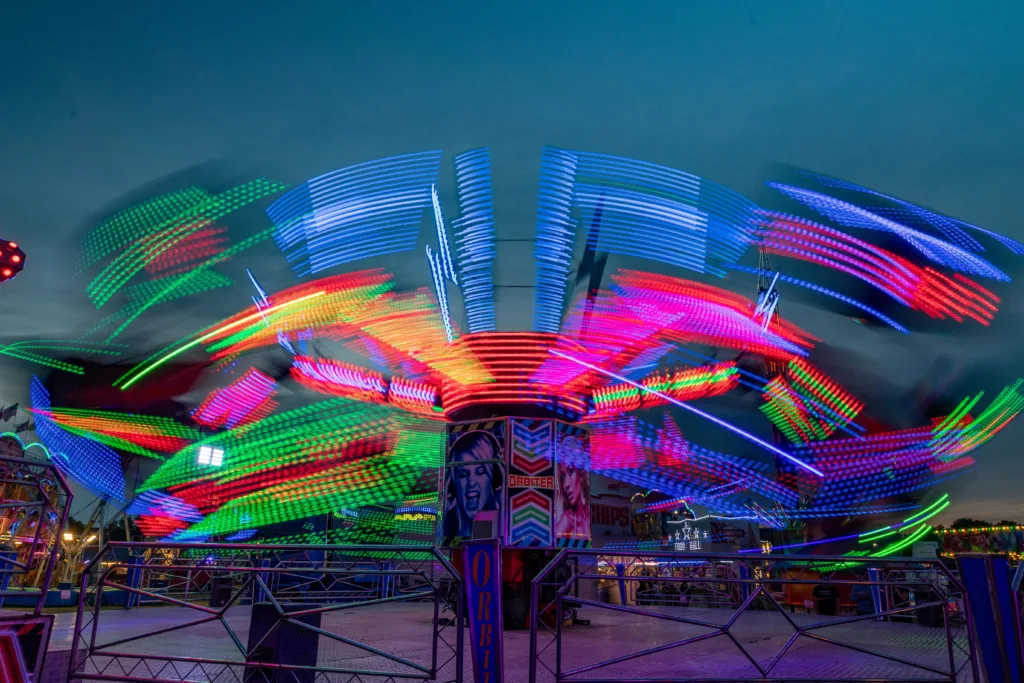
[{"xmin": 0, "ymin": 239, "xmax": 25, "ymax": 282}]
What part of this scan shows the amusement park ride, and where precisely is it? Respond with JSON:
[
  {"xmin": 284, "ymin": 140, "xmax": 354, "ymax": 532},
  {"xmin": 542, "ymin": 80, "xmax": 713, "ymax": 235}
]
[{"xmin": 3, "ymin": 147, "xmax": 1024, "ymax": 633}]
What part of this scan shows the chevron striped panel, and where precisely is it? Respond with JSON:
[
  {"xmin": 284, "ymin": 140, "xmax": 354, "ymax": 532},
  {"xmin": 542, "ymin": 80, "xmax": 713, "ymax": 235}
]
[
  {"xmin": 509, "ymin": 488, "xmax": 553, "ymax": 547},
  {"xmin": 510, "ymin": 418, "xmax": 554, "ymax": 476},
  {"xmin": 508, "ymin": 419, "xmax": 555, "ymax": 547},
  {"xmin": 556, "ymin": 537, "xmax": 592, "ymax": 549}
]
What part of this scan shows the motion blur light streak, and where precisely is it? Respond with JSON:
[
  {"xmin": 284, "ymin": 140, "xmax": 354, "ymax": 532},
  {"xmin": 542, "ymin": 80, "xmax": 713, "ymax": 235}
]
[
  {"xmin": 79, "ymin": 187, "xmax": 216, "ymax": 271},
  {"xmin": 126, "ymin": 491, "xmax": 203, "ymax": 523},
  {"xmin": 192, "ymin": 368, "xmax": 278, "ymax": 430},
  {"xmin": 754, "ymin": 211, "xmax": 1000, "ymax": 325},
  {"xmin": 87, "ymin": 179, "xmax": 286, "ymax": 308},
  {"xmin": 27, "ymin": 406, "xmax": 199, "ymax": 458},
  {"xmin": 292, "ymin": 356, "xmax": 388, "ymax": 403},
  {"xmin": 730, "ymin": 265, "xmax": 910, "ymax": 332},
  {"xmin": 0, "ymin": 340, "xmax": 123, "ymax": 374},
  {"xmin": 451, "ymin": 148, "xmax": 497, "ymax": 332},
  {"xmin": 769, "ymin": 182, "xmax": 1010, "ymax": 281},
  {"xmin": 30, "ymin": 376, "xmax": 126, "ymax": 502},
  {"xmin": 550, "ymin": 349, "xmax": 825, "ymax": 477},
  {"xmin": 115, "ymin": 290, "xmax": 326, "ymax": 389},
  {"xmin": 532, "ymin": 147, "xmax": 756, "ymax": 332},
  {"xmin": 11, "ymin": 147, "xmax": 1020, "ymax": 548},
  {"xmin": 426, "ymin": 244, "xmax": 455, "ymax": 344},
  {"xmin": 268, "ymin": 151, "xmax": 442, "ymax": 275},
  {"xmin": 760, "ymin": 359, "xmax": 863, "ymax": 444},
  {"xmin": 589, "ymin": 362, "xmax": 738, "ymax": 419},
  {"xmin": 799, "ymin": 171, "xmax": 1024, "ymax": 255},
  {"xmin": 745, "ymin": 494, "xmax": 951, "ymax": 554},
  {"xmin": 97, "ymin": 229, "xmax": 277, "ymax": 342}
]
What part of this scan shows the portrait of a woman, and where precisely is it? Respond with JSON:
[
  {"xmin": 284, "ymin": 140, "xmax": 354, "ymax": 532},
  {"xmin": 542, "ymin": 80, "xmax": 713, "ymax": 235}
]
[
  {"xmin": 442, "ymin": 430, "xmax": 503, "ymax": 540},
  {"xmin": 555, "ymin": 435, "xmax": 590, "ymax": 540}
]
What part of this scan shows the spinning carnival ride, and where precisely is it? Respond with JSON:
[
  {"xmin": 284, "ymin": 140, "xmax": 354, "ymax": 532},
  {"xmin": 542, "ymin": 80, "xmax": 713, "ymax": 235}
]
[{"xmin": 19, "ymin": 147, "xmax": 1024, "ymax": 557}]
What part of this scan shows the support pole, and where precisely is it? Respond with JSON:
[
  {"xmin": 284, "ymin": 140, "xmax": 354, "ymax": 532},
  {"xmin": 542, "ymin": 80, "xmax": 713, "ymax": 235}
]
[{"xmin": 958, "ymin": 553, "xmax": 1024, "ymax": 682}]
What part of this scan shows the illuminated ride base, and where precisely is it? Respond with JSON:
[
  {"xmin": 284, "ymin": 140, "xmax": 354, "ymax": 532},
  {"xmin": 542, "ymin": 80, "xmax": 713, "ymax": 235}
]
[{"xmin": 440, "ymin": 402, "xmax": 593, "ymax": 629}]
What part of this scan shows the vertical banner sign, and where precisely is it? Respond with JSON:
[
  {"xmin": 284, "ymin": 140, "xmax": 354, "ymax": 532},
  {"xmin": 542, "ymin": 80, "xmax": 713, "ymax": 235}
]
[
  {"xmin": 959, "ymin": 554, "xmax": 1024, "ymax": 683},
  {"xmin": 507, "ymin": 419, "xmax": 555, "ymax": 547},
  {"xmin": 462, "ymin": 540, "xmax": 504, "ymax": 683}
]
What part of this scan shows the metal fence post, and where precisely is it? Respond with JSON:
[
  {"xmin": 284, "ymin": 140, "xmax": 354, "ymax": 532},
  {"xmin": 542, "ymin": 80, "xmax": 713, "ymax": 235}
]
[
  {"xmin": 0, "ymin": 549, "xmax": 15, "ymax": 609},
  {"xmin": 123, "ymin": 555, "xmax": 143, "ymax": 609},
  {"xmin": 254, "ymin": 556, "xmax": 271, "ymax": 604}
]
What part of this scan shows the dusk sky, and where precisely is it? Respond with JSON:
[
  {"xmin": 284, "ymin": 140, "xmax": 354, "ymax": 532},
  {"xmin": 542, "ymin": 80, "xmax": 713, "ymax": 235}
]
[{"xmin": 1, "ymin": 1, "xmax": 1022, "ymax": 524}]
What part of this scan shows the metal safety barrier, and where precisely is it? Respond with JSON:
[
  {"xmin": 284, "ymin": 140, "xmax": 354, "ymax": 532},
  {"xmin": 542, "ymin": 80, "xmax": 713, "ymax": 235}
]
[
  {"xmin": 529, "ymin": 550, "xmax": 980, "ymax": 682},
  {"xmin": 68, "ymin": 542, "xmax": 463, "ymax": 683}
]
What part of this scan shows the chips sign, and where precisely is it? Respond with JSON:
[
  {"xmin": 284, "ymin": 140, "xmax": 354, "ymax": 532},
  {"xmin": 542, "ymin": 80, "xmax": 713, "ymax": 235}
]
[
  {"xmin": 591, "ymin": 503, "xmax": 630, "ymax": 527},
  {"xmin": 462, "ymin": 539, "xmax": 504, "ymax": 683}
]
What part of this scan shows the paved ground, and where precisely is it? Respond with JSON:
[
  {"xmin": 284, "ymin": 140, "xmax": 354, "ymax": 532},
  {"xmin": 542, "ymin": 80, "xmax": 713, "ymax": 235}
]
[{"xmin": 12, "ymin": 602, "xmax": 974, "ymax": 682}]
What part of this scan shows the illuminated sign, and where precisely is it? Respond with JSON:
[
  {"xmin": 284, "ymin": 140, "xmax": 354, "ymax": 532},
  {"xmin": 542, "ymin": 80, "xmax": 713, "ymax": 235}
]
[
  {"xmin": 508, "ymin": 475, "xmax": 553, "ymax": 489},
  {"xmin": 394, "ymin": 513, "xmax": 434, "ymax": 522},
  {"xmin": 591, "ymin": 503, "xmax": 630, "ymax": 527},
  {"xmin": 462, "ymin": 539, "xmax": 504, "ymax": 683},
  {"xmin": 669, "ymin": 519, "xmax": 707, "ymax": 551}
]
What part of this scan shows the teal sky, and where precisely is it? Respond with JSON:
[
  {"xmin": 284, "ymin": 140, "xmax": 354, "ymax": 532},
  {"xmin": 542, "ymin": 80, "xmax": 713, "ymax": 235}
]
[{"xmin": 1, "ymin": 1, "xmax": 1023, "ymax": 524}]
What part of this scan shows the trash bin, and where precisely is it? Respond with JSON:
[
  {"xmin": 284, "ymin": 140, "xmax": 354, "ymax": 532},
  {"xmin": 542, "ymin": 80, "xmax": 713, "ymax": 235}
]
[
  {"xmin": 244, "ymin": 602, "xmax": 321, "ymax": 683},
  {"xmin": 208, "ymin": 575, "xmax": 234, "ymax": 608},
  {"xmin": 914, "ymin": 588, "xmax": 943, "ymax": 627}
]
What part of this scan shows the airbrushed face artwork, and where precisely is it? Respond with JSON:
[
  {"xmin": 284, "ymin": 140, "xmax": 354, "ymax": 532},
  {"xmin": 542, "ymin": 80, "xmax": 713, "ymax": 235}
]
[{"xmin": 444, "ymin": 431, "xmax": 502, "ymax": 538}]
